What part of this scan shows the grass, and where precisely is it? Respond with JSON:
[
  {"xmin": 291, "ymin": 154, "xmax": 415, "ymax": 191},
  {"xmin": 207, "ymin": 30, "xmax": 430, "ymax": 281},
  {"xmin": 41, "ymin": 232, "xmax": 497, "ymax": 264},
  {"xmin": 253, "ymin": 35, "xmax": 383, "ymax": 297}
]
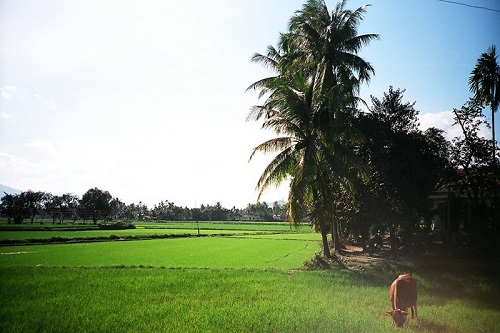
[
  {"xmin": 0, "ymin": 220, "xmax": 314, "ymax": 244},
  {"xmin": 233, "ymin": 233, "xmax": 322, "ymax": 241},
  {"xmin": 139, "ymin": 221, "xmax": 313, "ymax": 232},
  {"xmin": 0, "ymin": 220, "xmax": 314, "ymax": 232},
  {"xmin": 0, "ymin": 267, "xmax": 395, "ymax": 332},
  {"xmin": 0, "ymin": 220, "xmax": 499, "ymax": 332},
  {"xmin": 2, "ymin": 265, "xmax": 499, "ymax": 333},
  {"xmin": 0, "ymin": 228, "xmax": 253, "ymax": 242},
  {"xmin": 0, "ymin": 237, "xmax": 317, "ymax": 269}
]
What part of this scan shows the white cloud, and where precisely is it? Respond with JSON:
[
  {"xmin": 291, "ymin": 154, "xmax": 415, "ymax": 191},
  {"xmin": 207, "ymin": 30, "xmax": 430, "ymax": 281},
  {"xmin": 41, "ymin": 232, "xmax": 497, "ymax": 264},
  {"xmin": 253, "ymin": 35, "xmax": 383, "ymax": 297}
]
[
  {"xmin": 1, "ymin": 113, "xmax": 12, "ymax": 120},
  {"xmin": 419, "ymin": 110, "xmax": 492, "ymax": 141},
  {"xmin": 48, "ymin": 99, "xmax": 57, "ymax": 110},
  {"xmin": 419, "ymin": 111, "xmax": 457, "ymax": 141},
  {"xmin": 0, "ymin": 153, "xmax": 42, "ymax": 184},
  {"xmin": 1, "ymin": 86, "xmax": 15, "ymax": 99},
  {"xmin": 24, "ymin": 138, "xmax": 59, "ymax": 156}
]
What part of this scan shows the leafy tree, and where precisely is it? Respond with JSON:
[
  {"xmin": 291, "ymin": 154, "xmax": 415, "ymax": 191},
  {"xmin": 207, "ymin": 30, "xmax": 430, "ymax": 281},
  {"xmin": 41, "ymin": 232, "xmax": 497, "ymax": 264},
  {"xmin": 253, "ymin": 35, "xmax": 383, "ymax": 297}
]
[
  {"xmin": 58, "ymin": 194, "xmax": 79, "ymax": 223},
  {"xmin": 46, "ymin": 194, "xmax": 62, "ymax": 224},
  {"xmin": 110, "ymin": 197, "xmax": 126, "ymax": 220},
  {"xmin": 152, "ymin": 200, "xmax": 188, "ymax": 221},
  {"xmin": 245, "ymin": 202, "xmax": 274, "ymax": 221},
  {"xmin": 38, "ymin": 192, "xmax": 53, "ymax": 223},
  {"xmin": 24, "ymin": 190, "xmax": 45, "ymax": 224},
  {"xmin": 209, "ymin": 202, "xmax": 228, "ymax": 221},
  {"xmin": 194, "ymin": 203, "xmax": 229, "ymax": 221},
  {"xmin": 354, "ymin": 87, "xmax": 448, "ymax": 253},
  {"xmin": 136, "ymin": 202, "xmax": 150, "ymax": 220},
  {"xmin": 122, "ymin": 203, "xmax": 139, "ymax": 221},
  {"xmin": 247, "ymin": 0, "xmax": 375, "ymax": 257},
  {"xmin": 0, "ymin": 193, "xmax": 14, "ymax": 223},
  {"xmin": 191, "ymin": 207, "xmax": 203, "ymax": 221},
  {"xmin": 0, "ymin": 192, "xmax": 30, "ymax": 224},
  {"xmin": 272, "ymin": 201, "xmax": 287, "ymax": 221},
  {"xmin": 368, "ymin": 86, "xmax": 420, "ymax": 133},
  {"xmin": 449, "ymin": 99, "xmax": 497, "ymax": 243},
  {"xmin": 79, "ymin": 188, "xmax": 113, "ymax": 224}
]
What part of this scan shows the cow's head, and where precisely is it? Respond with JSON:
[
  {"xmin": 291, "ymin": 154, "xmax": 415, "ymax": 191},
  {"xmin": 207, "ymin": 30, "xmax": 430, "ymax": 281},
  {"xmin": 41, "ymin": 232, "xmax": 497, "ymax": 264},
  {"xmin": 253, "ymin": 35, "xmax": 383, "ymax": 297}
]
[{"xmin": 387, "ymin": 309, "xmax": 408, "ymax": 327}]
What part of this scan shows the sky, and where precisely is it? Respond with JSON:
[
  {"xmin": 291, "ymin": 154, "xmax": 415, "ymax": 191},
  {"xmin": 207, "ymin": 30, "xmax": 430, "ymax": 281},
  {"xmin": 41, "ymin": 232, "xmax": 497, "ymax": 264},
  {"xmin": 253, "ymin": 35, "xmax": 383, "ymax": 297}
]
[{"xmin": 1, "ymin": 0, "xmax": 499, "ymax": 209}]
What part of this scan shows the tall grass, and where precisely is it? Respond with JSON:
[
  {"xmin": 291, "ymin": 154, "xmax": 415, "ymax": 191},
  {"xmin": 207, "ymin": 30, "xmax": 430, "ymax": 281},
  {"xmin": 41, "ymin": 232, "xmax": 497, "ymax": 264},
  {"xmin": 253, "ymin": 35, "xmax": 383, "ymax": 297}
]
[
  {"xmin": 2, "ymin": 266, "xmax": 498, "ymax": 333},
  {"xmin": 0, "ymin": 267, "xmax": 395, "ymax": 333}
]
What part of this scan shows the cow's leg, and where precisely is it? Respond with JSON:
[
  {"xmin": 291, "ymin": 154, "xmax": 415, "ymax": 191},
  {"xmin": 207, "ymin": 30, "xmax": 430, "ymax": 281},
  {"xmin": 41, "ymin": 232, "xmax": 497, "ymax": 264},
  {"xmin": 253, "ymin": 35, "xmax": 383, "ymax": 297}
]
[{"xmin": 411, "ymin": 305, "xmax": 417, "ymax": 319}]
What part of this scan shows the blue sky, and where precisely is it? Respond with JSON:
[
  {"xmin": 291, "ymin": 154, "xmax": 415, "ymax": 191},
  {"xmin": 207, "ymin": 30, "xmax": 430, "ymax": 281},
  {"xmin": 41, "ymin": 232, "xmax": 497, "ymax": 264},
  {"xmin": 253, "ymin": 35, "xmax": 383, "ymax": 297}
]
[{"xmin": 0, "ymin": 0, "xmax": 499, "ymax": 208}]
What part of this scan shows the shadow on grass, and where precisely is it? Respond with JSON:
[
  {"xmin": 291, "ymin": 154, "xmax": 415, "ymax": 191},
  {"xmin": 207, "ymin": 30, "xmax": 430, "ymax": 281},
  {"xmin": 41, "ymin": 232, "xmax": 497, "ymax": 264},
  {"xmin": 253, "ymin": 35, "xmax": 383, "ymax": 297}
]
[
  {"xmin": 412, "ymin": 318, "xmax": 459, "ymax": 333},
  {"xmin": 343, "ymin": 259, "xmax": 417, "ymax": 288},
  {"xmin": 416, "ymin": 259, "xmax": 500, "ymax": 310},
  {"xmin": 315, "ymin": 251, "xmax": 500, "ymax": 311}
]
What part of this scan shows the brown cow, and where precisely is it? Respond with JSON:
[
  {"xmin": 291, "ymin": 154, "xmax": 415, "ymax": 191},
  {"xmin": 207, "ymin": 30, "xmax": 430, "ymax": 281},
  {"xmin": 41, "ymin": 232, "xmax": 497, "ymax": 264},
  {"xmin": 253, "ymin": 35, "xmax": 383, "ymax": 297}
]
[{"xmin": 388, "ymin": 274, "xmax": 418, "ymax": 327}]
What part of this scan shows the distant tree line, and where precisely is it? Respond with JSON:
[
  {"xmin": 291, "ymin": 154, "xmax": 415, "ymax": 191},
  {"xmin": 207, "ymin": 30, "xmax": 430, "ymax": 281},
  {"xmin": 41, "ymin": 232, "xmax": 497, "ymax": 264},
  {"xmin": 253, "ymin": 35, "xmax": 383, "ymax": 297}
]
[{"xmin": 0, "ymin": 187, "xmax": 287, "ymax": 225}]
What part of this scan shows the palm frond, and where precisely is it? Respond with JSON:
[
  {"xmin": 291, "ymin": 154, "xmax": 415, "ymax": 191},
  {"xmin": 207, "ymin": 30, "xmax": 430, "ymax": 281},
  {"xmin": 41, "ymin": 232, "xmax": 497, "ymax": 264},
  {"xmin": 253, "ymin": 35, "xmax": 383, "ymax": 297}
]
[
  {"xmin": 248, "ymin": 137, "xmax": 294, "ymax": 162},
  {"xmin": 255, "ymin": 145, "xmax": 299, "ymax": 202},
  {"xmin": 245, "ymin": 76, "xmax": 279, "ymax": 95},
  {"xmin": 468, "ymin": 45, "xmax": 499, "ymax": 111}
]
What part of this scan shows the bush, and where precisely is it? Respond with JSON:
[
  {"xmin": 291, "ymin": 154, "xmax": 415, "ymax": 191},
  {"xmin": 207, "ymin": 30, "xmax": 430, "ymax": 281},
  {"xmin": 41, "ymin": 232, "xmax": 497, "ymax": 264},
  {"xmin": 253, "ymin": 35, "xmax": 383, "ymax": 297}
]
[{"xmin": 97, "ymin": 222, "xmax": 136, "ymax": 230}]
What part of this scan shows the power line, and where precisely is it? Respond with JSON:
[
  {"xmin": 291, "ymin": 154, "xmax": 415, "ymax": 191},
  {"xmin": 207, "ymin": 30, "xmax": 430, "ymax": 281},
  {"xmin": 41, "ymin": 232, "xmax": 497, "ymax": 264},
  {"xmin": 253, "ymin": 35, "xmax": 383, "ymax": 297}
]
[{"xmin": 436, "ymin": 0, "xmax": 500, "ymax": 13}]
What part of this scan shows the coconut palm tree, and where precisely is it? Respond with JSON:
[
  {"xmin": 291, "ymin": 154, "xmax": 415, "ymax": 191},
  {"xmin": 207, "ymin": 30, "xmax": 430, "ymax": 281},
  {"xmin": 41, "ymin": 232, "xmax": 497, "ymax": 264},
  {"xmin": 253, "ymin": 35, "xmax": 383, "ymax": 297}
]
[
  {"xmin": 469, "ymin": 45, "xmax": 499, "ymax": 157},
  {"xmin": 249, "ymin": 0, "xmax": 378, "ymax": 116},
  {"xmin": 469, "ymin": 45, "xmax": 500, "ymax": 117},
  {"xmin": 248, "ymin": 65, "xmax": 364, "ymax": 257},
  {"xmin": 469, "ymin": 45, "xmax": 500, "ymax": 228},
  {"xmin": 247, "ymin": 1, "xmax": 376, "ymax": 256},
  {"xmin": 286, "ymin": 0, "xmax": 379, "ymax": 103}
]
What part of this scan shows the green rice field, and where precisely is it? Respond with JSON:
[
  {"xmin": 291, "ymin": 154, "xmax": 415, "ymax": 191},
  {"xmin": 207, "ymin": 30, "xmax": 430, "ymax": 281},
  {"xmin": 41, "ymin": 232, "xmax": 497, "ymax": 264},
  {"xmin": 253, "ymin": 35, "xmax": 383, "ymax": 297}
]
[
  {"xmin": 0, "ymin": 237, "xmax": 316, "ymax": 269},
  {"xmin": 1, "ymin": 220, "xmax": 499, "ymax": 332},
  {"xmin": 0, "ymin": 221, "xmax": 313, "ymax": 243}
]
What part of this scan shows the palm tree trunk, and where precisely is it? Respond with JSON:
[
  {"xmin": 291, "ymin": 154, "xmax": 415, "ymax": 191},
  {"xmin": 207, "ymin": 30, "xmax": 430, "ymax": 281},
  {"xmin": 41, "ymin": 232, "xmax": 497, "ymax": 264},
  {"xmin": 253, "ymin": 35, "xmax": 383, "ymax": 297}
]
[
  {"xmin": 492, "ymin": 107, "xmax": 498, "ymax": 238},
  {"xmin": 331, "ymin": 217, "xmax": 342, "ymax": 253},
  {"xmin": 388, "ymin": 222, "xmax": 396, "ymax": 258},
  {"xmin": 321, "ymin": 226, "xmax": 331, "ymax": 258}
]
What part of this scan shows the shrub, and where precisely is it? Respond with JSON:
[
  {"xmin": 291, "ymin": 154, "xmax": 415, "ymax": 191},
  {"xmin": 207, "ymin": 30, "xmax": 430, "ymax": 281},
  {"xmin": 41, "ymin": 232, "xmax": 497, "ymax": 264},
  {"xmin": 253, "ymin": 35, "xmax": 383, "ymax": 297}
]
[{"xmin": 98, "ymin": 222, "xmax": 136, "ymax": 230}]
